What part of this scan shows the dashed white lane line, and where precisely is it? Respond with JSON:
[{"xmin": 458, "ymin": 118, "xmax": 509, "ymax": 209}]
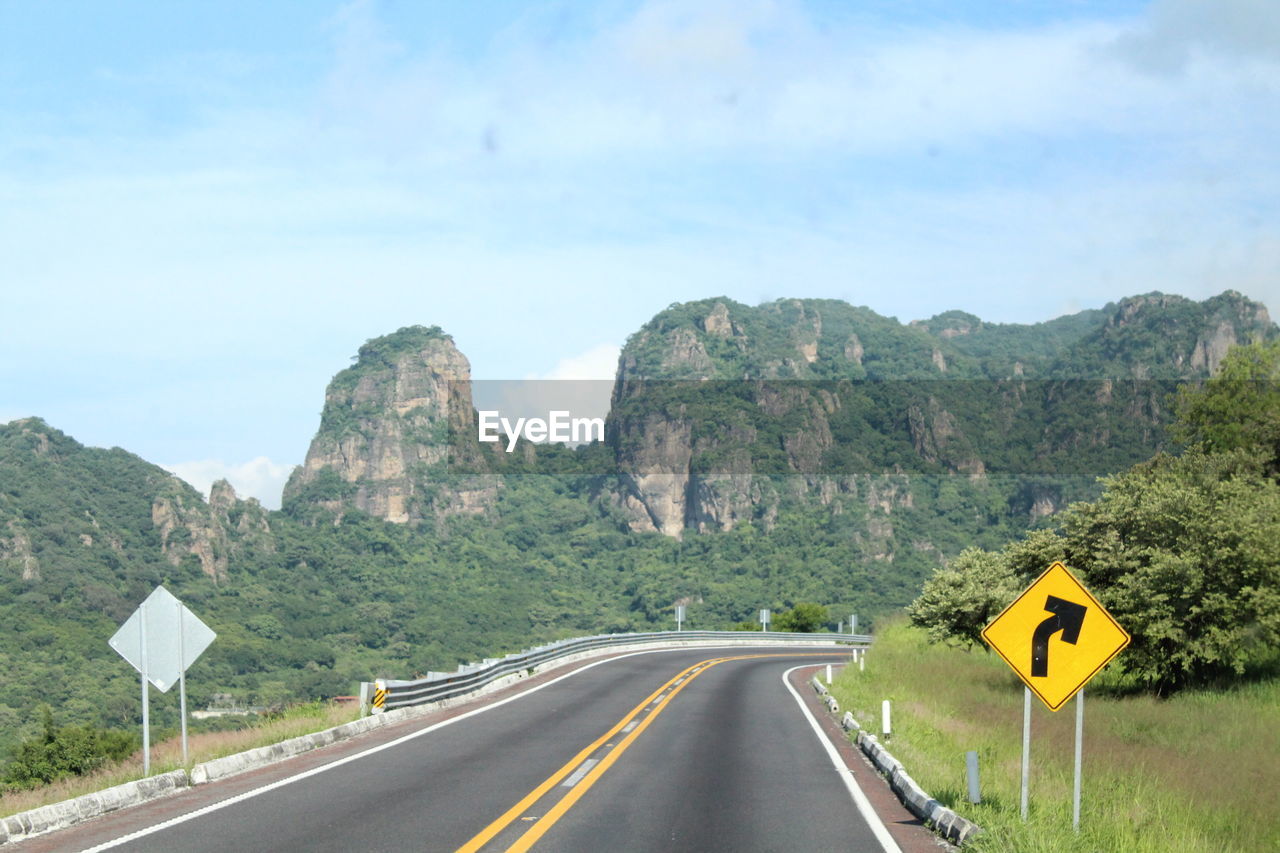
[{"xmin": 560, "ymin": 759, "xmax": 600, "ymax": 788}]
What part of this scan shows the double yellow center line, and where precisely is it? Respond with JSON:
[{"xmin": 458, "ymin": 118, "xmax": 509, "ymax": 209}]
[{"xmin": 457, "ymin": 652, "xmax": 840, "ymax": 852}]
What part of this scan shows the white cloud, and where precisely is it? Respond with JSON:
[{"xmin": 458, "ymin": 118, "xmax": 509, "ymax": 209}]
[
  {"xmin": 307, "ymin": 1, "xmax": 1279, "ymax": 168},
  {"xmin": 535, "ymin": 344, "xmax": 622, "ymax": 381},
  {"xmin": 163, "ymin": 457, "xmax": 295, "ymax": 509}
]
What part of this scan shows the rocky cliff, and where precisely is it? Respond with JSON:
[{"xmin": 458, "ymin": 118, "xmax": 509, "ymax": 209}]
[
  {"xmin": 602, "ymin": 291, "xmax": 1276, "ymax": 538},
  {"xmin": 152, "ymin": 478, "xmax": 272, "ymax": 582},
  {"xmin": 279, "ymin": 292, "xmax": 1274, "ymax": 539},
  {"xmin": 282, "ymin": 325, "xmax": 497, "ymax": 524}
]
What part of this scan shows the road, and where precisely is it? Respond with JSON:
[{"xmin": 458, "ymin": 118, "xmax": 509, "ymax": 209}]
[{"xmin": 19, "ymin": 647, "xmax": 911, "ymax": 853}]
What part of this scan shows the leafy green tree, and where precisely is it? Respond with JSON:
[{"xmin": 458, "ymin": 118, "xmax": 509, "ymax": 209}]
[
  {"xmin": 907, "ymin": 548, "xmax": 1022, "ymax": 650},
  {"xmin": 773, "ymin": 603, "xmax": 829, "ymax": 632},
  {"xmin": 1060, "ymin": 448, "xmax": 1280, "ymax": 691}
]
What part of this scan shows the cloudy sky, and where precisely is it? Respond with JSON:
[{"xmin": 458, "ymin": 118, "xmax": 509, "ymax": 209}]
[{"xmin": 3, "ymin": 0, "xmax": 1277, "ymax": 507}]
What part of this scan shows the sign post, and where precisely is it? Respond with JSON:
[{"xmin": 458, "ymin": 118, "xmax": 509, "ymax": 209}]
[
  {"xmin": 675, "ymin": 604, "xmax": 686, "ymax": 632},
  {"xmin": 139, "ymin": 599, "xmax": 150, "ymax": 775},
  {"xmin": 109, "ymin": 586, "xmax": 217, "ymax": 773},
  {"xmin": 982, "ymin": 562, "xmax": 1129, "ymax": 829},
  {"xmin": 759, "ymin": 609, "xmax": 770, "ymax": 631}
]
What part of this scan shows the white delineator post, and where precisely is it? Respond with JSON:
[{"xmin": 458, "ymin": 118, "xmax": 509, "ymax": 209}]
[
  {"xmin": 881, "ymin": 700, "xmax": 891, "ymax": 739},
  {"xmin": 966, "ymin": 750, "xmax": 981, "ymax": 804},
  {"xmin": 826, "ymin": 664, "xmax": 832, "ymax": 685}
]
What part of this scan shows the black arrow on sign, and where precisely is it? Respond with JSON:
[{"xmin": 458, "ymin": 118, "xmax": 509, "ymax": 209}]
[{"xmin": 1030, "ymin": 595, "xmax": 1088, "ymax": 678}]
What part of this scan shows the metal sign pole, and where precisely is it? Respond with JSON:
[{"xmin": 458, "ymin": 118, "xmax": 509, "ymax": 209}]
[
  {"xmin": 1020, "ymin": 686, "xmax": 1031, "ymax": 821},
  {"xmin": 139, "ymin": 600, "xmax": 150, "ymax": 776},
  {"xmin": 178, "ymin": 602, "xmax": 189, "ymax": 765},
  {"xmin": 1073, "ymin": 689, "xmax": 1084, "ymax": 832}
]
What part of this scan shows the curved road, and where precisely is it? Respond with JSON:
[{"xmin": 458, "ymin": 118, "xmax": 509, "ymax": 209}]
[{"xmin": 19, "ymin": 647, "xmax": 911, "ymax": 853}]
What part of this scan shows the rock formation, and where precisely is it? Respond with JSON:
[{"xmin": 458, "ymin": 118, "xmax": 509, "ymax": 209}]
[{"xmin": 283, "ymin": 325, "xmax": 497, "ymax": 524}]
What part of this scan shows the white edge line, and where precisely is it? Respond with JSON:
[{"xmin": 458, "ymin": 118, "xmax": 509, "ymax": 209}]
[
  {"xmin": 77, "ymin": 645, "xmax": 824, "ymax": 852},
  {"xmin": 781, "ymin": 665, "xmax": 903, "ymax": 853}
]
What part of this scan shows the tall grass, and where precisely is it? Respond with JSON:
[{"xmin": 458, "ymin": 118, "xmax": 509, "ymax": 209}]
[
  {"xmin": 831, "ymin": 620, "xmax": 1280, "ymax": 852},
  {"xmin": 0, "ymin": 701, "xmax": 360, "ymax": 819}
]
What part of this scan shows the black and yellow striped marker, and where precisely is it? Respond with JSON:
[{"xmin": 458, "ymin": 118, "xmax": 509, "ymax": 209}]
[{"xmin": 372, "ymin": 680, "xmax": 388, "ymax": 712}]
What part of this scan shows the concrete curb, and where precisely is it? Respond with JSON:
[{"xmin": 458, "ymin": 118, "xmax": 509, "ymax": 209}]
[
  {"xmin": 828, "ymin": 696, "xmax": 982, "ymax": 845},
  {"xmin": 0, "ymin": 770, "xmax": 188, "ymax": 845}
]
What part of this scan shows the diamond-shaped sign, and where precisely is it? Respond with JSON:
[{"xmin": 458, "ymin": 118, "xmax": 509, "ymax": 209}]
[
  {"xmin": 109, "ymin": 585, "xmax": 216, "ymax": 693},
  {"xmin": 981, "ymin": 562, "xmax": 1129, "ymax": 711}
]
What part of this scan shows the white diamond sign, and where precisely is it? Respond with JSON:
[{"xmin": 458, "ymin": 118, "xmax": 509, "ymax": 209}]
[{"xmin": 109, "ymin": 585, "xmax": 216, "ymax": 693}]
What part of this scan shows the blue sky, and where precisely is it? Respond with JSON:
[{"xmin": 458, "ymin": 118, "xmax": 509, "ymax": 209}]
[{"xmin": 3, "ymin": 0, "xmax": 1278, "ymax": 507}]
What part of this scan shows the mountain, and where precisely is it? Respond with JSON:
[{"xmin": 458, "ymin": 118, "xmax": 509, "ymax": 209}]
[
  {"xmin": 601, "ymin": 291, "xmax": 1275, "ymax": 537},
  {"xmin": 0, "ymin": 418, "xmax": 272, "ymax": 590}
]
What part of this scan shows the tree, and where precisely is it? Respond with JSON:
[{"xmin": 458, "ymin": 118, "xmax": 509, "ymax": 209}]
[
  {"xmin": 909, "ymin": 446, "xmax": 1280, "ymax": 691},
  {"xmin": 773, "ymin": 603, "xmax": 829, "ymax": 633},
  {"xmin": 907, "ymin": 548, "xmax": 1021, "ymax": 650},
  {"xmin": 1059, "ymin": 448, "xmax": 1280, "ymax": 691}
]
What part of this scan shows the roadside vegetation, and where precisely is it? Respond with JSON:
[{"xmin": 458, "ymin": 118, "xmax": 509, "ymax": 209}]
[
  {"xmin": 865, "ymin": 341, "xmax": 1280, "ymax": 849},
  {"xmin": 832, "ymin": 619, "xmax": 1280, "ymax": 852},
  {"xmin": 0, "ymin": 700, "xmax": 359, "ymax": 820}
]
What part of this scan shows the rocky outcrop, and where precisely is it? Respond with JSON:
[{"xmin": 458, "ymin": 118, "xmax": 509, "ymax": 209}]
[
  {"xmin": 152, "ymin": 478, "xmax": 272, "ymax": 582},
  {"xmin": 1, "ymin": 520, "xmax": 40, "ymax": 581},
  {"xmin": 601, "ymin": 291, "xmax": 1276, "ymax": 536},
  {"xmin": 283, "ymin": 326, "xmax": 497, "ymax": 524},
  {"xmin": 907, "ymin": 398, "xmax": 984, "ymax": 478}
]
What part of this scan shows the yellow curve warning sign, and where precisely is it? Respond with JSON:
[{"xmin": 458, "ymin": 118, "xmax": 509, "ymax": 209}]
[{"xmin": 981, "ymin": 562, "xmax": 1130, "ymax": 711}]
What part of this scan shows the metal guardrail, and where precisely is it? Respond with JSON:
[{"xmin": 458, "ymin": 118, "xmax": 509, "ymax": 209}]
[{"xmin": 370, "ymin": 630, "xmax": 871, "ymax": 712}]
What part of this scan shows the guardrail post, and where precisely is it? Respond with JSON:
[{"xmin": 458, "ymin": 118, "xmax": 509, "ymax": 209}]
[{"xmin": 358, "ymin": 681, "xmax": 372, "ymax": 717}]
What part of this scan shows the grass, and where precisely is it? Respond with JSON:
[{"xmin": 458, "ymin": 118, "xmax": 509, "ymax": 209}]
[
  {"xmin": 831, "ymin": 619, "xmax": 1280, "ymax": 852},
  {"xmin": 0, "ymin": 701, "xmax": 361, "ymax": 820}
]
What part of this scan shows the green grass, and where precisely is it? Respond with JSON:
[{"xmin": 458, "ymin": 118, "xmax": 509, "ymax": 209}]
[{"xmin": 831, "ymin": 620, "xmax": 1280, "ymax": 852}]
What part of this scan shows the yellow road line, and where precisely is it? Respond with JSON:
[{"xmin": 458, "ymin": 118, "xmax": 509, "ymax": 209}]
[
  {"xmin": 503, "ymin": 656, "xmax": 733, "ymax": 852},
  {"xmin": 458, "ymin": 651, "xmax": 844, "ymax": 852},
  {"xmin": 454, "ymin": 658, "xmax": 722, "ymax": 853}
]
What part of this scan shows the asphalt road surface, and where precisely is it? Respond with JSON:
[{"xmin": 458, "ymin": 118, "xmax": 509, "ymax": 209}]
[{"xmin": 22, "ymin": 646, "xmax": 906, "ymax": 853}]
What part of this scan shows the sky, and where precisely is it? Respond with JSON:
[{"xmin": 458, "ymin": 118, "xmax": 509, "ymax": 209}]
[{"xmin": 2, "ymin": 0, "xmax": 1278, "ymax": 508}]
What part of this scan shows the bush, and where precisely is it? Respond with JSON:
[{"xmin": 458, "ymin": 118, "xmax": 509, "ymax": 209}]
[
  {"xmin": 773, "ymin": 602, "xmax": 829, "ymax": 632},
  {"xmin": 2, "ymin": 707, "xmax": 137, "ymax": 790}
]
